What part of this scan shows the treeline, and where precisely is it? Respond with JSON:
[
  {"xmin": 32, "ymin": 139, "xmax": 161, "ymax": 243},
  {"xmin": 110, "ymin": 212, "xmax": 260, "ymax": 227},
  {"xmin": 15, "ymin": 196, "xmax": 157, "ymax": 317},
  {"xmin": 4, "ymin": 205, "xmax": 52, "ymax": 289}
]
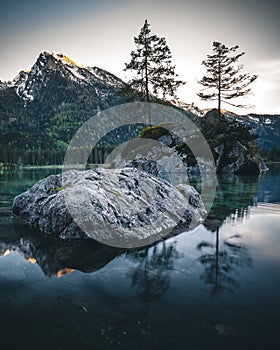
[
  {"xmin": 260, "ymin": 148, "xmax": 280, "ymax": 162},
  {"xmin": 0, "ymin": 124, "xmax": 143, "ymax": 166},
  {"xmin": 0, "ymin": 145, "xmax": 114, "ymax": 166}
]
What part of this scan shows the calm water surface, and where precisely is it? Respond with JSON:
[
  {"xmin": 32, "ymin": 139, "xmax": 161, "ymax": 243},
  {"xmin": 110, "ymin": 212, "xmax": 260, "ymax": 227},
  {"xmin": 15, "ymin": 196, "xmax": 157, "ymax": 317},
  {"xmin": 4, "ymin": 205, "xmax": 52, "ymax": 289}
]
[{"xmin": 0, "ymin": 166, "xmax": 280, "ymax": 350}]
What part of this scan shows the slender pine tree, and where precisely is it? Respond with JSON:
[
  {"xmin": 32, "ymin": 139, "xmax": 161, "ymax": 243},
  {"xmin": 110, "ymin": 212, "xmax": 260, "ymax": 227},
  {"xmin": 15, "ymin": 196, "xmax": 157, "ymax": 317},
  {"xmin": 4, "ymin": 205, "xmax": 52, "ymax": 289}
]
[{"xmin": 197, "ymin": 42, "xmax": 258, "ymax": 116}]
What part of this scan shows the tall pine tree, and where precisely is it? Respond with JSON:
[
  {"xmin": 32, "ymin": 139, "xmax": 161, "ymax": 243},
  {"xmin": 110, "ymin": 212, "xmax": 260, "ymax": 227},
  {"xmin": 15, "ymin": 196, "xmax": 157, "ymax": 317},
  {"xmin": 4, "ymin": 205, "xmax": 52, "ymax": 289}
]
[
  {"xmin": 197, "ymin": 42, "xmax": 257, "ymax": 116},
  {"xmin": 124, "ymin": 20, "xmax": 184, "ymax": 103}
]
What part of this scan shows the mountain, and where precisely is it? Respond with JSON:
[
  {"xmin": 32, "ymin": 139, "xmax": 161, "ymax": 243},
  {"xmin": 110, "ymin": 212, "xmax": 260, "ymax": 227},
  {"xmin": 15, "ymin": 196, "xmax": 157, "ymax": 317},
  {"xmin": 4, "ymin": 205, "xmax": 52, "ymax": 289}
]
[
  {"xmin": 0, "ymin": 52, "xmax": 136, "ymax": 165},
  {"xmin": 0, "ymin": 51, "xmax": 278, "ymax": 167},
  {"xmin": 0, "ymin": 51, "xmax": 129, "ymax": 126},
  {"xmin": 173, "ymin": 101, "xmax": 280, "ymax": 150},
  {"xmin": 9, "ymin": 51, "xmax": 125, "ymax": 105},
  {"xmin": 226, "ymin": 113, "xmax": 280, "ymax": 150},
  {"xmin": 11, "ymin": 52, "xmax": 126, "ymax": 108},
  {"xmin": 0, "ymin": 51, "xmax": 198, "ymax": 166},
  {"xmin": 171, "ymin": 100, "xmax": 238, "ymax": 118}
]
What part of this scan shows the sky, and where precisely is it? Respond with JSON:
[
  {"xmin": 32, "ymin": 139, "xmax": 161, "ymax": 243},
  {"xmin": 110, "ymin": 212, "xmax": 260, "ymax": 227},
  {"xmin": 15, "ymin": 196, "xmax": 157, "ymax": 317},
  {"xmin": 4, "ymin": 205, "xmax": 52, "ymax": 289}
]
[{"xmin": 0, "ymin": 0, "xmax": 279, "ymax": 114}]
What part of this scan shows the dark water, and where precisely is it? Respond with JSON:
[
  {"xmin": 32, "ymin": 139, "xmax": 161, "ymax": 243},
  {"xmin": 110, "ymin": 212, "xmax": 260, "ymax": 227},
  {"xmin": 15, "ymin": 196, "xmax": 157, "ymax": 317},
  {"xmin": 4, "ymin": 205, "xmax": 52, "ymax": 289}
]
[{"xmin": 0, "ymin": 166, "xmax": 280, "ymax": 350}]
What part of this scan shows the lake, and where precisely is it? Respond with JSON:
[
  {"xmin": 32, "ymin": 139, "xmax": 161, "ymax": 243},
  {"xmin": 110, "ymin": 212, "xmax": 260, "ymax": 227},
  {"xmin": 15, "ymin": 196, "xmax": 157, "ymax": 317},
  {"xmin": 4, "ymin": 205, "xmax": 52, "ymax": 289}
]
[{"xmin": 0, "ymin": 166, "xmax": 280, "ymax": 349}]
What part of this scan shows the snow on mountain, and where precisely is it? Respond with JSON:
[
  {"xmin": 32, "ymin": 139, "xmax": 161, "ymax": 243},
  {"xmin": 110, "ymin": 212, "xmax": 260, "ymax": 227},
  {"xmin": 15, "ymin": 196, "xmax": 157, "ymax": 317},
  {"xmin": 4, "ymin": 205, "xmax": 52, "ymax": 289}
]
[
  {"xmin": 87, "ymin": 66, "xmax": 124, "ymax": 87},
  {"xmin": 170, "ymin": 99, "xmax": 280, "ymax": 150},
  {"xmin": 8, "ymin": 51, "xmax": 125, "ymax": 104},
  {"xmin": 0, "ymin": 80, "xmax": 8, "ymax": 90}
]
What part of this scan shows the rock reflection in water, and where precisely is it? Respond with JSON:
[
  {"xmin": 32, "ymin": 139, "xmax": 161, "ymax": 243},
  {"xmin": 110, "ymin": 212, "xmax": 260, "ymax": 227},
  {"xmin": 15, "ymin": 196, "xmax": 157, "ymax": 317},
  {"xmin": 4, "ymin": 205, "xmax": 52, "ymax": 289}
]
[
  {"xmin": 1, "ymin": 212, "xmax": 181, "ymax": 293},
  {"xmin": 0, "ymin": 172, "xmax": 261, "ymax": 297},
  {"xmin": 1, "ymin": 222, "xmax": 123, "ymax": 276}
]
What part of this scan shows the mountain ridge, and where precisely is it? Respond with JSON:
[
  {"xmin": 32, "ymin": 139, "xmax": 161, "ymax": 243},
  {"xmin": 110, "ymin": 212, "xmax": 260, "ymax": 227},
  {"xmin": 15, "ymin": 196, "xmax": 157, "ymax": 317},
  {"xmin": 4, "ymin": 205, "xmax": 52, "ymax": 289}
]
[
  {"xmin": 0, "ymin": 51, "xmax": 136, "ymax": 165},
  {"xmin": 0, "ymin": 51, "xmax": 279, "ymax": 166},
  {"xmin": 5, "ymin": 51, "xmax": 125, "ymax": 105},
  {"xmin": 171, "ymin": 100, "xmax": 280, "ymax": 150}
]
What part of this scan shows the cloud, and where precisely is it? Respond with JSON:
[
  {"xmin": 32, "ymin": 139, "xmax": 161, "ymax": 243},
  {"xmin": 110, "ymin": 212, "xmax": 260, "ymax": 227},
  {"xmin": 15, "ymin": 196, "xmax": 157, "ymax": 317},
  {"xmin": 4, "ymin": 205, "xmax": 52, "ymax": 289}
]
[{"xmin": 251, "ymin": 59, "xmax": 280, "ymax": 114}]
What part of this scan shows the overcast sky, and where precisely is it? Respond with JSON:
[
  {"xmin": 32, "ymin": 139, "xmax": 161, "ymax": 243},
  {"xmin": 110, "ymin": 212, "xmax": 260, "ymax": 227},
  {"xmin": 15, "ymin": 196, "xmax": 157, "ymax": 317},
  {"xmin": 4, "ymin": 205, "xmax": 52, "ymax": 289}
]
[{"xmin": 1, "ymin": 0, "xmax": 279, "ymax": 114}]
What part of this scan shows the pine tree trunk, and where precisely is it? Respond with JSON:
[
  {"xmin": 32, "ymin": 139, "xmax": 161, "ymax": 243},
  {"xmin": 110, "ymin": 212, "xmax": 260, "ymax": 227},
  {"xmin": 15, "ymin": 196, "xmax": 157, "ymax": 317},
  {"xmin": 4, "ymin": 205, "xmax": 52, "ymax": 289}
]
[
  {"xmin": 145, "ymin": 60, "xmax": 149, "ymax": 103},
  {"xmin": 218, "ymin": 50, "xmax": 221, "ymax": 119},
  {"xmin": 144, "ymin": 35, "xmax": 151, "ymax": 124}
]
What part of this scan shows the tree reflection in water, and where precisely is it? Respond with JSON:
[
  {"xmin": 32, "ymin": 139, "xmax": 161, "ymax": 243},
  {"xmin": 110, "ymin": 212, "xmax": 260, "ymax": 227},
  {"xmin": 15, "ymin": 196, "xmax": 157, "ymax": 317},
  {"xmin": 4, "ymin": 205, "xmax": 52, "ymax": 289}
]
[
  {"xmin": 197, "ymin": 229, "xmax": 252, "ymax": 295},
  {"xmin": 197, "ymin": 175, "xmax": 257, "ymax": 296},
  {"xmin": 1, "ymin": 172, "xmax": 262, "ymax": 299},
  {"xmin": 128, "ymin": 241, "xmax": 178, "ymax": 302}
]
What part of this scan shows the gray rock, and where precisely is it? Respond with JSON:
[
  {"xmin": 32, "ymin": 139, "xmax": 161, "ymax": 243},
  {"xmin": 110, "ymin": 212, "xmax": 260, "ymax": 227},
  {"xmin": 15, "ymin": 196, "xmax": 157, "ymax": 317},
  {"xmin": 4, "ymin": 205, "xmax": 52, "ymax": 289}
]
[
  {"xmin": 109, "ymin": 125, "xmax": 216, "ymax": 181},
  {"xmin": 215, "ymin": 141, "xmax": 267, "ymax": 174},
  {"xmin": 116, "ymin": 110, "xmax": 267, "ymax": 176},
  {"xmin": 108, "ymin": 138, "xmax": 188, "ymax": 184},
  {"xmin": 12, "ymin": 168, "xmax": 206, "ymax": 247}
]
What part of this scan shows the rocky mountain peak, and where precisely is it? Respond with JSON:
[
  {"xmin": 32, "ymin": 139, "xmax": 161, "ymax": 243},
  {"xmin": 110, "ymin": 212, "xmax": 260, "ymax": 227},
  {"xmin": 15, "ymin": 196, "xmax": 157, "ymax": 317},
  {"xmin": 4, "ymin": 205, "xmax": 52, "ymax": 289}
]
[
  {"xmin": 7, "ymin": 51, "xmax": 125, "ymax": 104},
  {"xmin": 35, "ymin": 51, "xmax": 84, "ymax": 72}
]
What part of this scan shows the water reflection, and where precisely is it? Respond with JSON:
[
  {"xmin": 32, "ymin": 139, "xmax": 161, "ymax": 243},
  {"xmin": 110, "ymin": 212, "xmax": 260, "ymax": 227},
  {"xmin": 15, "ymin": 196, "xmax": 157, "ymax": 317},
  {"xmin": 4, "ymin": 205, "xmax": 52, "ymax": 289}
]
[
  {"xmin": 0, "ymin": 223, "xmax": 123, "ymax": 276},
  {"xmin": 1, "ymin": 168, "xmax": 280, "ymax": 350},
  {"xmin": 257, "ymin": 164, "xmax": 280, "ymax": 203},
  {"xmin": 1, "ymin": 173, "xmax": 259, "ymax": 280},
  {"xmin": 197, "ymin": 229, "xmax": 252, "ymax": 296},
  {"xmin": 196, "ymin": 175, "xmax": 259, "ymax": 295},
  {"xmin": 0, "ymin": 222, "xmax": 180, "ymax": 303},
  {"xmin": 128, "ymin": 241, "xmax": 178, "ymax": 302},
  {"xmin": 1, "ymin": 222, "xmax": 179, "ymax": 302},
  {"xmin": 0, "ymin": 169, "xmax": 274, "ymax": 299},
  {"xmin": 203, "ymin": 174, "xmax": 260, "ymax": 231}
]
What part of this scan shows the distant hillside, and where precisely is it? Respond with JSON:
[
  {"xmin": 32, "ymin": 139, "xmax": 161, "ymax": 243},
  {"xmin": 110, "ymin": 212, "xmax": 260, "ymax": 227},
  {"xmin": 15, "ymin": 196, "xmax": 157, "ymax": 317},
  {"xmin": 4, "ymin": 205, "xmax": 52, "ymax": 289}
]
[
  {"xmin": 173, "ymin": 101, "xmax": 280, "ymax": 150},
  {"xmin": 227, "ymin": 113, "xmax": 280, "ymax": 150}
]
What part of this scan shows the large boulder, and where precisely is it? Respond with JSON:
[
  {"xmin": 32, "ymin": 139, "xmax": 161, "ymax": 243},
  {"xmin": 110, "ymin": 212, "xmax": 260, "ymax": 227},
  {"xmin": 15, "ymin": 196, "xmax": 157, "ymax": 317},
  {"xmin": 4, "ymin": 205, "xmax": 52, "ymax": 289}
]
[{"xmin": 12, "ymin": 168, "xmax": 206, "ymax": 248}]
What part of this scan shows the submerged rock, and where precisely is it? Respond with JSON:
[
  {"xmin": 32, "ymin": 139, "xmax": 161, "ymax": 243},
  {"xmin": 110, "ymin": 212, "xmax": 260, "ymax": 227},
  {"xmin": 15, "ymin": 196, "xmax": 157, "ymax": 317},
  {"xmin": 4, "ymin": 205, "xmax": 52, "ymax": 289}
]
[{"xmin": 12, "ymin": 168, "xmax": 205, "ymax": 247}]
